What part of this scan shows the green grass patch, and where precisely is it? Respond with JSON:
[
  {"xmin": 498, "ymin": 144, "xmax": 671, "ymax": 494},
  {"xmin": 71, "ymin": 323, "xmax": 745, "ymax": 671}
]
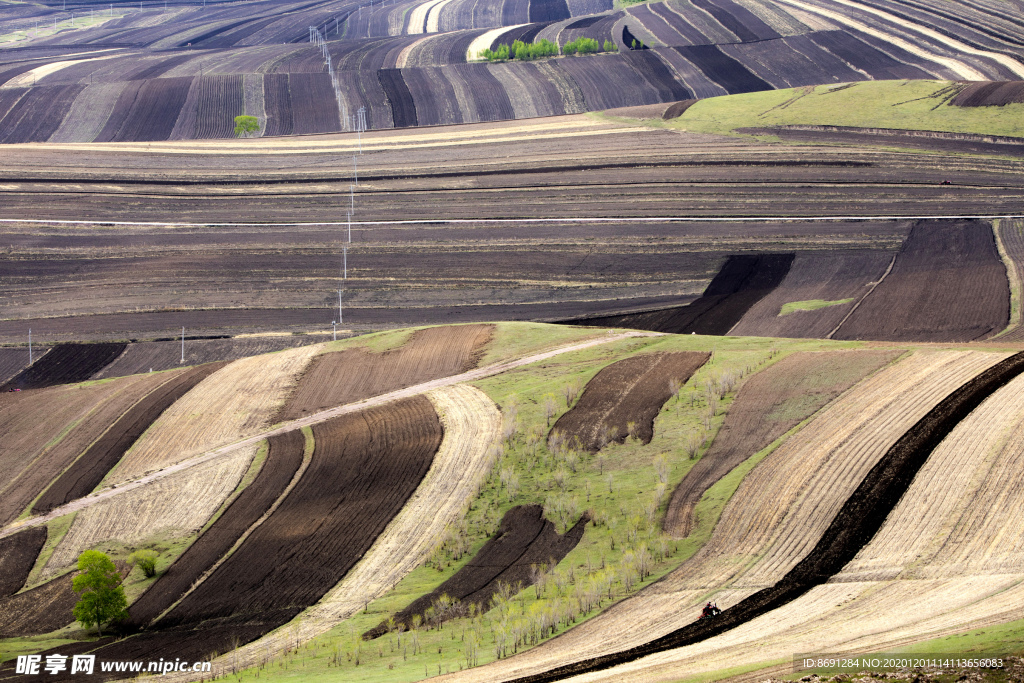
[
  {"xmin": 22, "ymin": 513, "xmax": 77, "ymax": 589},
  {"xmin": 666, "ymin": 81, "xmax": 1024, "ymax": 139},
  {"xmin": 779, "ymin": 299, "xmax": 855, "ymax": 317},
  {"xmin": 479, "ymin": 322, "xmax": 605, "ymax": 367}
]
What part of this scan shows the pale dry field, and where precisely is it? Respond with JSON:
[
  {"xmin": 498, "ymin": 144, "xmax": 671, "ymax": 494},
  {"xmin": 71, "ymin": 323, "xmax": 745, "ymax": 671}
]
[
  {"xmin": 436, "ymin": 349, "xmax": 1010, "ymax": 682},
  {"xmin": 554, "ymin": 370, "xmax": 1024, "ymax": 682},
  {"xmin": 107, "ymin": 344, "xmax": 322, "ymax": 485},
  {"xmin": 42, "ymin": 444, "xmax": 255, "ymax": 578},
  {"xmin": 158, "ymin": 383, "xmax": 501, "ymax": 681}
]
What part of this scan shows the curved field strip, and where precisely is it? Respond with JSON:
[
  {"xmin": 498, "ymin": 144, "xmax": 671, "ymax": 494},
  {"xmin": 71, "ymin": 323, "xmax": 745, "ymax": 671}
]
[
  {"xmin": 1, "ymin": 343, "xmax": 126, "ymax": 391},
  {"xmin": 126, "ymin": 430, "xmax": 305, "ymax": 629},
  {"xmin": 664, "ymin": 348, "xmax": 902, "ymax": 537},
  {"xmin": 552, "ymin": 351, "xmax": 709, "ymax": 452},
  {"xmin": 408, "ymin": 0, "xmax": 446, "ymax": 34},
  {"xmin": 153, "ymin": 384, "xmax": 500, "ymax": 681},
  {"xmin": 0, "ymin": 370, "xmax": 178, "ymax": 528},
  {"xmin": 107, "ymin": 343, "xmax": 321, "ymax": 485},
  {"xmin": 435, "ymin": 349, "xmax": 1007, "ymax": 682},
  {"xmin": 772, "ymin": 0, "xmax": 991, "ymax": 79},
  {"xmin": 68, "ymin": 396, "xmax": 444, "ymax": 673},
  {"xmin": 547, "ymin": 362, "xmax": 1024, "ymax": 682},
  {"xmin": 276, "ymin": 324, "xmax": 491, "ymax": 421},
  {"xmin": 41, "ymin": 444, "xmax": 254, "ymax": 578},
  {"xmin": 0, "ymin": 527, "xmax": 46, "ymax": 598},
  {"xmin": 833, "ymin": 220, "xmax": 1009, "ymax": 342},
  {"xmin": 32, "ymin": 362, "xmax": 227, "ymax": 515},
  {"xmin": 467, "ymin": 24, "xmax": 528, "ymax": 60}
]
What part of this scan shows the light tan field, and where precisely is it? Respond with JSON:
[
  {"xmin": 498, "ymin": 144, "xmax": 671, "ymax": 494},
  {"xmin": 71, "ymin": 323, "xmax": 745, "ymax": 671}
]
[
  {"xmin": 107, "ymin": 345, "xmax": 321, "ymax": 485},
  {"xmin": 436, "ymin": 349, "xmax": 1009, "ymax": 682},
  {"xmin": 42, "ymin": 444, "xmax": 255, "ymax": 578}
]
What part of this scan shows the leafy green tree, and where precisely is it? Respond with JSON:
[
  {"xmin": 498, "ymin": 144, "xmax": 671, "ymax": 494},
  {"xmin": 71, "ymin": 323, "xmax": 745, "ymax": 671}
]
[
  {"xmin": 72, "ymin": 550, "xmax": 127, "ymax": 636},
  {"xmin": 603, "ymin": 39, "xmax": 617, "ymax": 52},
  {"xmin": 128, "ymin": 549, "xmax": 158, "ymax": 578},
  {"xmin": 234, "ymin": 114, "xmax": 259, "ymax": 137}
]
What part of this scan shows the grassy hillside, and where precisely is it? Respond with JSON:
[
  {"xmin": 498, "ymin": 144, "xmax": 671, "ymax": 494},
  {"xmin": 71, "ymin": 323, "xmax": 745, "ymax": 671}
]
[{"xmin": 653, "ymin": 81, "xmax": 1024, "ymax": 138}]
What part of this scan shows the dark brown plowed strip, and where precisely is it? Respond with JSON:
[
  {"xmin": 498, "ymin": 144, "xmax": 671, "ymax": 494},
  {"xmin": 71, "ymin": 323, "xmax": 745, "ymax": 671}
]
[
  {"xmin": 32, "ymin": 362, "xmax": 229, "ymax": 515},
  {"xmin": 663, "ymin": 99, "xmax": 697, "ymax": 119},
  {"xmin": 0, "ymin": 527, "xmax": 46, "ymax": 598},
  {"xmin": 124, "ymin": 429, "xmax": 305, "ymax": 630},
  {"xmin": 568, "ymin": 254, "xmax": 794, "ymax": 334},
  {"xmin": 1, "ymin": 343, "xmax": 127, "ymax": 391},
  {"xmin": 950, "ymin": 81, "xmax": 1024, "ymax": 106},
  {"xmin": 551, "ymin": 352, "xmax": 709, "ymax": 452},
  {"xmin": 276, "ymin": 324, "xmax": 492, "ymax": 421},
  {"xmin": 0, "ymin": 562, "xmax": 129, "ymax": 638},
  {"xmin": 833, "ymin": 219, "xmax": 1009, "ymax": 342},
  {"xmin": 512, "ymin": 350, "xmax": 1024, "ymax": 683},
  {"xmin": 364, "ymin": 505, "xmax": 588, "ymax": 639},
  {"xmin": 664, "ymin": 349, "xmax": 902, "ymax": 538}
]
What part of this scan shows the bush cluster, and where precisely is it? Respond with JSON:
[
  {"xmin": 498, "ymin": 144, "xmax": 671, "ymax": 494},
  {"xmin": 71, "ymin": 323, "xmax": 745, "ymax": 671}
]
[{"xmin": 480, "ymin": 37, "xmax": 617, "ymax": 62}]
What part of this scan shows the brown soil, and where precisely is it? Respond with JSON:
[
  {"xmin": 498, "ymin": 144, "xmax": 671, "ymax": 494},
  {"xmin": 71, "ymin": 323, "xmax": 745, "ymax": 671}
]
[
  {"xmin": 570, "ymin": 254, "xmax": 795, "ymax": 335},
  {"xmin": 364, "ymin": 504, "xmax": 588, "ymax": 639},
  {"xmin": 950, "ymin": 81, "xmax": 1024, "ymax": 107},
  {"xmin": 0, "ymin": 527, "xmax": 46, "ymax": 598},
  {"xmin": 0, "ymin": 343, "xmax": 126, "ymax": 391},
  {"xmin": 0, "ymin": 347, "xmax": 45, "ymax": 386},
  {"xmin": 728, "ymin": 251, "xmax": 896, "ymax": 338},
  {"xmin": 551, "ymin": 352, "xmax": 709, "ymax": 452},
  {"xmin": 0, "ymin": 561, "xmax": 129, "ymax": 638},
  {"xmin": 92, "ymin": 336, "xmax": 329, "ymax": 379},
  {"xmin": 511, "ymin": 350, "xmax": 1024, "ymax": 683},
  {"xmin": 125, "ymin": 429, "xmax": 305, "ymax": 630},
  {"xmin": 0, "ymin": 371, "xmax": 179, "ymax": 527},
  {"xmin": 46, "ymin": 396, "xmax": 444, "ymax": 675},
  {"xmin": 276, "ymin": 324, "xmax": 493, "ymax": 421},
  {"xmin": 833, "ymin": 219, "xmax": 1010, "ymax": 342},
  {"xmin": 664, "ymin": 349, "xmax": 903, "ymax": 537},
  {"xmin": 32, "ymin": 362, "xmax": 229, "ymax": 515}
]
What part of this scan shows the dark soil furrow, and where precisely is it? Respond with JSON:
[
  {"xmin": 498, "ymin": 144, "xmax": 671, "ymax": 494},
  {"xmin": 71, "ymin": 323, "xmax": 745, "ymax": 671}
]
[
  {"xmin": 124, "ymin": 429, "xmax": 305, "ymax": 630},
  {"xmin": 1, "ymin": 343, "xmax": 127, "ymax": 391},
  {"xmin": 511, "ymin": 350, "xmax": 1024, "ymax": 683},
  {"xmin": 0, "ymin": 527, "xmax": 46, "ymax": 598}
]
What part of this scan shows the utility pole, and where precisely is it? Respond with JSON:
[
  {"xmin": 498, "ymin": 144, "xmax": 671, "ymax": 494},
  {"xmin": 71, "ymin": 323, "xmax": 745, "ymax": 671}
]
[
  {"xmin": 343, "ymin": 246, "xmax": 347, "ymax": 279},
  {"xmin": 338, "ymin": 289, "xmax": 343, "ymax": 324},
  {"xmin": 28, "ymin": 329, "xmax": 32, "ymax": 365},
  {"xmin": 180, "ymin": 327, "xmax": 185, "ymax": 363},
  {"xmin": 350, "ymin": 185, "xmax": 354, "ymax": 213},
  {"xmin": 347, "ymin": 212, "xmax": 351, "ymax": 242},
  {"xmin": 332, "ymin": 320, "xmax": 336, "ymax": 341},
  {"xmin": 353, "ymin": 157, "xmax": 358, "ymax": 185}
]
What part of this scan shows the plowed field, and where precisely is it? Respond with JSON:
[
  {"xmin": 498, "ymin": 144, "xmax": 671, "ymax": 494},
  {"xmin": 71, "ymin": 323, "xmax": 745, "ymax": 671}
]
[
  {"xmin": 728, "ymin": 251, "xmax": 895, "ymax": 338},
  {"xmin": 92, "ymin": 336, "xmax": 329, "ymax": 379},
  {"xmin": 0, "ymin": 370, "xmax": 180, "ymax": 527},
  {"xmin": 126, "ymin": 430, "xmax": 305, "ymax": 630},
  {"xmin": 551, "ymin": 351, "xmax": 709, "ymax": 451},
  {"xmin": 833, "ymin": 219, "xmax": 1010, "ymax": 342},
  {"xmin": 572, "ymin": 254, "xmax": 794, "ymax": 334},
  {"xmin": 32, "ymin": 362, "xmax": 227, "ymax": 514},
  {"xmin": 0, "ymin": 527, "xmax": 45, "ymax": 598},
  {"xmin": 0, "ymin": 347, "xmax": 39, "ymax": 386},
  {"xmin": 664, "ymin": 349, "xmax": 901, "ymax": 537},
  {"xmin": 107, "ymin": 344, "xmax": 319, "ymax": 485},
  {"xmin": 276, "ymin": 324, "xmax": 492, "ymax": 420},
  {"xmin": 365, "ymin": 504, "xmax": 588, "ymax": 638},
  {"xmin": 0, "ymin": 343, "xmax": 125, "ymax": 391},
  {"xmin": 0, "ymin": 562, "xmax": 129, "ymax": 638},
  {"xmin": 194, "ymin": 384, "xmax": 500, "ymax": 676},
  {"xmin": 58, "ymin": 396, "xmax": 444, "ymax": 672},
  {"xmin": 435, "ymin": 350, "xmax": 1007, "ymax": 682}
]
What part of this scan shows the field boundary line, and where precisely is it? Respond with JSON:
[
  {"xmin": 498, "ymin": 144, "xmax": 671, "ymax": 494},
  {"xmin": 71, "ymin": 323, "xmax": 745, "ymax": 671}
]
[
  {"xmin": 0, "ymin": 330, "xmax": 652, "ymax": 540},
  {"xmin": 826, "ymin": 252, "xmax": 897, "ymax": 338},
  {"xmin": 3, "ymin": 215, "xmax": 1024, "ymax": 229},
  {"xmin": 990, "ymin": 218, "xmax": 1022, "ymax": 340}
]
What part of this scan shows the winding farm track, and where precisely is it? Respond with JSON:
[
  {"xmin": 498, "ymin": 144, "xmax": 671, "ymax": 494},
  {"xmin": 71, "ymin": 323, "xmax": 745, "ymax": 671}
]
[
  {"xmin": 434, "ymin": 349, "xmax": 1009, "ymax": 682},
  {"xmin": 539, "ymin": 361, "xmax": 1024, "ymax": 682},
  {"xmin": 0, "ymin": 330, "xmax": 645, "ymax": 541}
]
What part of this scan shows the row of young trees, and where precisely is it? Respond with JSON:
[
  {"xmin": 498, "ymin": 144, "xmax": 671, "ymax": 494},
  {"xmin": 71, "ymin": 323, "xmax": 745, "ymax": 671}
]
[{"xmin": 478, "ymin": 38, "xmax": 617, "ymax": 62}]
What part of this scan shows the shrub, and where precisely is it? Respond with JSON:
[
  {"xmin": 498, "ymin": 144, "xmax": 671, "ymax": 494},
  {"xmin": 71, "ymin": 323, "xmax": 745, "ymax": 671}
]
[{"xmin": 128, "ymin": 549, "xmax": 159, "ymax": 578}]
